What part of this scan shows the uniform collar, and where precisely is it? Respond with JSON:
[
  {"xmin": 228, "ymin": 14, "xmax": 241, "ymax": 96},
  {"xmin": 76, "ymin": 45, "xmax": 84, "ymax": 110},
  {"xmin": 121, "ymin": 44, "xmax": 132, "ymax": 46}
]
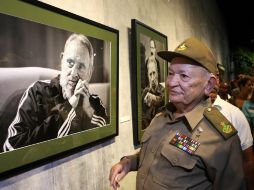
[
  {"xmin": 166, "ymin": 98, "xmax": 212, "ymax": 131},
  {"xmin": 212, "ymin": 95, "xmax": 223, "ymax": 110}
]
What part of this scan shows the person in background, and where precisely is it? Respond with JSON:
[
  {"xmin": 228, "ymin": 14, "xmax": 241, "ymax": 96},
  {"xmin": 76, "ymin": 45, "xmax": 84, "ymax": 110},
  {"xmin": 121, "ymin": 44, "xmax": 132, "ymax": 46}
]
[
  {"xmin": 212, "ymin": 66, "xmax": 254, "ymax": 190},
  {"xmin": 218, "ymin": 82, "xmax": 231, "ymax": 102},
  {"xmin": 235, "ymin": 77, "xmax": 253, "ymax": 109},
  {"xmin": 3, "ymin": 33, "xmax": 108, "ymax": 152},
  {"xmin": 242, "ymin": 89, "xmax": 254, "ymax": 135},
  {"xmin": 109, "ymin": 37, "xmax": 246, "ymax": 190},
  {"xmin": 142, "ymin": 57, "xmax": 165, "ymax": 130}
]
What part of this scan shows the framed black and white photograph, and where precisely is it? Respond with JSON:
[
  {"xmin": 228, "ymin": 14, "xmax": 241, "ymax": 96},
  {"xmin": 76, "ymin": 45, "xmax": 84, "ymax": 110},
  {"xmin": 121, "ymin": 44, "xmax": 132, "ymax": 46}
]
[
  {"xmin": 0, "ymin": 0, "xmax": 118, "ymax": 174},
  {"xmin": 131, "ymin": 19, "xmax": 168, "ymax": 145}
]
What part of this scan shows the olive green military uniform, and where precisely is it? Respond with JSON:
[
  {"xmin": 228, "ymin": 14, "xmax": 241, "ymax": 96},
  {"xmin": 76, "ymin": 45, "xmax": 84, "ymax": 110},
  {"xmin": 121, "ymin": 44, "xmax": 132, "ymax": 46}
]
[{"xmin": 128, "ymin": 98, "xmax": 246, "ymax": 190}]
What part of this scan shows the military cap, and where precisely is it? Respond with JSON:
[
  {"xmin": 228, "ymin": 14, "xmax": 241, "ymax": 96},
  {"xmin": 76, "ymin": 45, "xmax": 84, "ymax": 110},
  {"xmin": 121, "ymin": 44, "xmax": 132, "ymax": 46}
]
[{"xmin": 158, "ymin": 37, "xmax": 217, "ymax": 73}]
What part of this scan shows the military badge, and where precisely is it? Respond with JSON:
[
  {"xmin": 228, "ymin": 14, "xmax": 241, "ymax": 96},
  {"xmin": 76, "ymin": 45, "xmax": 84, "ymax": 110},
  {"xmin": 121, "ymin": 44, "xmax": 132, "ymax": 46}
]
[
  {"xmin": 170, "ymin": 132, "xmax": 200, "ymax": 155},
  {"xmin": 221, "ymin": 122, "xmax": 233, "ymax": 133}
]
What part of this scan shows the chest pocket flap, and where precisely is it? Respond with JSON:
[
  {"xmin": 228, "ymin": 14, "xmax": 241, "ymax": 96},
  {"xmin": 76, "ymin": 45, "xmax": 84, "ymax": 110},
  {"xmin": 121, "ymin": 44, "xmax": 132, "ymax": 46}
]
[{"xmin": 161, "ymin": 144, "xmax": 197, "ymax": 170}]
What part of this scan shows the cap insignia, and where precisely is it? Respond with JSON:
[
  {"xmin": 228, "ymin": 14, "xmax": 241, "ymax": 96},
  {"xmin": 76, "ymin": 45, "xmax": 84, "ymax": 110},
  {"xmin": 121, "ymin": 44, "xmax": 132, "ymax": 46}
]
[{"xmin": 177, "ymin": 43, "xmax": 187, "ymax": 51}]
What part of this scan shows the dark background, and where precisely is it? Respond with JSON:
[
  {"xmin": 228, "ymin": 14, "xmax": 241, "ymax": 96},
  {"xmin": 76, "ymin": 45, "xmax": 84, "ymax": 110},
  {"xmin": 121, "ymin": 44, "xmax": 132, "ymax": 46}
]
[
  {"xmin": 216, "ymin": 0, "xmax": 254, "ymax": 77},
  {"xmin": 216, "ymin": 0, "xmax": 254, "ymax": 50}
]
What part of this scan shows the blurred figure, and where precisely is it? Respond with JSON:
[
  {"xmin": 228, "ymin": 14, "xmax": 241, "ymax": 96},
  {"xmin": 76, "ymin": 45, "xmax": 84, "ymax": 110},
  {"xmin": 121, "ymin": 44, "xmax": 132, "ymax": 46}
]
[
  {"xmin": 235, "ymin": 77, "xmax": 253, "ymax": 109},
  {"xmin": 218, "ymin": 82, "xmax": 231, "ymax": 102},
  {"xmin": 142, "ymin": 57, "xmax": 165, "ymax": 130},
  {"xmin": 214, "ymin": 67, "xmax": 254, "ymax": 190},
  {"xmin": 242, "ymin": 89, "xmax": 254, "ymax": 135}
]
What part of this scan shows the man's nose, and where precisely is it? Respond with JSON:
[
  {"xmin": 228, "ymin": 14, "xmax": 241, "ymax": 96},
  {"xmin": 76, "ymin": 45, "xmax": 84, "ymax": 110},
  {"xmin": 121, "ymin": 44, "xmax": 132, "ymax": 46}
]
[
  {"xmin": 70, "ymin": 63, "xmax": 79, "ymax": 78},
  {"xmin": 167, "ymin": 75, "xmax": 178, "ymax": 86}
]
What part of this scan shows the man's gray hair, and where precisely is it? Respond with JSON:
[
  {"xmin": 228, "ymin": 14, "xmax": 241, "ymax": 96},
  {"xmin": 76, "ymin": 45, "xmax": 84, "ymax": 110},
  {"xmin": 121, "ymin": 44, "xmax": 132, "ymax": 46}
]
[{"xmin": 64, "ymin": 33, "xmax": 94, "ymax": 66}]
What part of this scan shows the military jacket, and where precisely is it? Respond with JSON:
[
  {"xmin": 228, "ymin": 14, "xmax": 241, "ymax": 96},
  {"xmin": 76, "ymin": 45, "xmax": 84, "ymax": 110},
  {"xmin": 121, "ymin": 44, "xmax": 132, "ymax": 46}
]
[{"xmin": 129, "ymin": 99, "xmax": 246, "ymax": 190}]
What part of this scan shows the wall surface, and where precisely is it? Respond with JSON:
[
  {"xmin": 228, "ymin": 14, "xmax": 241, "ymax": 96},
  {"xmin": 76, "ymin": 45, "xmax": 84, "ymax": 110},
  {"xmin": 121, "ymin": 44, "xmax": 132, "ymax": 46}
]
[{"xmin": 0, "ymin": 0, "xmax": 229, "ymax": 190}]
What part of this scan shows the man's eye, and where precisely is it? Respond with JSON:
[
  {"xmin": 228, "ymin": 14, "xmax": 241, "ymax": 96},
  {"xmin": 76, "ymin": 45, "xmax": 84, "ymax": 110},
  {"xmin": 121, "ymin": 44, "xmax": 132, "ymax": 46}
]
[
  {"xmin": 180, "ymin": 74, "xmax": 190, "ymax": 81},
  {"xmin": 168, "ymin": 72, "xmax": 173, "ymax": 76},
  {"xmin": 78, "ymin": 64, "xmax": 85, "ymax": 70},
  {"xmin": 67, "ymin": 59, "xmax": 74, "ymax": 67}
]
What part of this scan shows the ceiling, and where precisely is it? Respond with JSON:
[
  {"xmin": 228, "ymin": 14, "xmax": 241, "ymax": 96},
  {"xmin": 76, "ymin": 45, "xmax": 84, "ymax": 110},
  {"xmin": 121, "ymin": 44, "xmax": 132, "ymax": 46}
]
[{"xmin": 216, "ymin": 0, "xmax": 254, "ymax": 50}]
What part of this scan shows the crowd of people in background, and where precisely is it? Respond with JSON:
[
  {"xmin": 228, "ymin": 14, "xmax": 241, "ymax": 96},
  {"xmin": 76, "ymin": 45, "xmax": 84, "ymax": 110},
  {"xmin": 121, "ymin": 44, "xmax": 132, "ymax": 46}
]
[{"xmin": 215, "ymin": 72, "xmax": 254, "ymax": 135}]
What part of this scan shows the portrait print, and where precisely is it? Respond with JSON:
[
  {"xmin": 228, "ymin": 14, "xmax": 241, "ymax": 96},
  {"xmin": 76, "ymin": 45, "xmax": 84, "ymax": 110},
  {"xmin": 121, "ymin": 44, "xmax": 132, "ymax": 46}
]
[
  {"xmin": 131, "ymin": 19, "xmax": 167, "ymax": 145},
  {"xmin": 0, "ymin": 12, "xmax": 110, "ymax": 152},
  {"xmin": 140, "ymin": 34, "xmax": 166, "ymax": 130},
  {"xmin": 0, "ymin": 0, "xmax": 118, "ymax": 174}
]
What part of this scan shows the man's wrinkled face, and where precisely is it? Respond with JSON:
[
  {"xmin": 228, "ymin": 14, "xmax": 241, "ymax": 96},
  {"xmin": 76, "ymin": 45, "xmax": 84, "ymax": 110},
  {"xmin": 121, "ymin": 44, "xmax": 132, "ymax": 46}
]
[
  {"xmin": 147, "ymin": 60, "xmax": 159, "ymax": 92},
  {"xmin": 167, "ymin": 57, "xmax": 210, "ymax": 106},
  {"xmin": 60, "ymin": 40, "xmax": 92, "ymax": 99}
]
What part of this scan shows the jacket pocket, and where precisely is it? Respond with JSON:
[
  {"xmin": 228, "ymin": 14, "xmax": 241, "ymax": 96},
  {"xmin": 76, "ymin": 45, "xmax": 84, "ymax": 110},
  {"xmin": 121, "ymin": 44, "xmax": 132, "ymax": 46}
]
[
  {"xmin": 152, "ymin": 144, "xmax": 197, "ymax": 188},
  {"xmin": 161, "ymin": 144, "xmax": 197, "ymax": 169}
]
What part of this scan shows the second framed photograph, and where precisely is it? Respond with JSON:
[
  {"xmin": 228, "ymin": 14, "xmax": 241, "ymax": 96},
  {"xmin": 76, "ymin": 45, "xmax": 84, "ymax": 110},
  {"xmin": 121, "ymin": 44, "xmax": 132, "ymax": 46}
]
[{"xmin": 131, "ymin": 19, "xmax": 168, "ymax": 146}]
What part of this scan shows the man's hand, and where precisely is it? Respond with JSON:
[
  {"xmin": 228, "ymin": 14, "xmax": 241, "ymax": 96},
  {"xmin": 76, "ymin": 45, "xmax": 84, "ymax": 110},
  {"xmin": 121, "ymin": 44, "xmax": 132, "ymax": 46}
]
[
  {"xmin": 68, "ymin": 79, "xmax": 94, "ymax": 118},
  {"xmin": 144, "ymin": 92, "xmax": 157, "ymax": 107},
  {"xmin": 109, "ymin": 157, "xmax": 131, "ymax": 190},
  {"xmin": 68, "ymin": 79, "xmax": 83, "ymax": 108}
]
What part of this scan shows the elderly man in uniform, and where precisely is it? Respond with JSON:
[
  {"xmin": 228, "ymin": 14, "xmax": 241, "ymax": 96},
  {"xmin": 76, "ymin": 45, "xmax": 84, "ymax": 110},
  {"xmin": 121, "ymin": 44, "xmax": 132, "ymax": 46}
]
[{"xmin": 109, "ymin": 37, "xmax": 246, "ymax": 190}]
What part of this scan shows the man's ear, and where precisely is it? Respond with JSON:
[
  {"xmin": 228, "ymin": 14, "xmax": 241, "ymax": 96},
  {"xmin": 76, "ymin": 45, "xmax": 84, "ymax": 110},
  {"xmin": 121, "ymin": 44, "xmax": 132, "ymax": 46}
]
[
  {"xmin": 204, "ymin": 74, "xmax": 217, "ymax": 96},
  {"xmin": 60, "ymin": 52, "xmax": 64, "ymax": 59}
]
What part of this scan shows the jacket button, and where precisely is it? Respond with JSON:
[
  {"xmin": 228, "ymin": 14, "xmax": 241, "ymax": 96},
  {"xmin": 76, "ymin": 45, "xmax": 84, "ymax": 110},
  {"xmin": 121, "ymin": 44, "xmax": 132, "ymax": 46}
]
[{"xmin": 173, "ymin": 158, "xmax": 178, "ymax": 164}]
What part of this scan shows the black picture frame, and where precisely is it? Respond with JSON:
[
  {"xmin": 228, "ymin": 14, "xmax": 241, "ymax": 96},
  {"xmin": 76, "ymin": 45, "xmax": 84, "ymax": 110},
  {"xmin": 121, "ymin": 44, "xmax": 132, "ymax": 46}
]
[
  {"xmin": 131, "ymin": 19, "xmax": 168, "ymax": 146},
  {"xmin": 0, "ymin": 0, "xmax": 118, "ymax": 174}
]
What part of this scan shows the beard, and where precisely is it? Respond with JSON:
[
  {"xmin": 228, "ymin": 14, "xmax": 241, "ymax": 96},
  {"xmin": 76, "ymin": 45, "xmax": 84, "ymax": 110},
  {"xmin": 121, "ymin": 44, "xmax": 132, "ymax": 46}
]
[
  {"xmin": 149, "ymin": 82, "xmax": 158, "ymax": 93},
  {"xmin": 60, "ymin": 74, "xmax": 76, "ymax": 100}
]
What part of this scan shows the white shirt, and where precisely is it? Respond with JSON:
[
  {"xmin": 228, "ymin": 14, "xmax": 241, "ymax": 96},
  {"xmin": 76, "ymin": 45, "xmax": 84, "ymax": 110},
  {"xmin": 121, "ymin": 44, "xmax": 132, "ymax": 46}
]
[{"xmin": 213, "ymin": 95, "xmax": 253, "ymax": 150}]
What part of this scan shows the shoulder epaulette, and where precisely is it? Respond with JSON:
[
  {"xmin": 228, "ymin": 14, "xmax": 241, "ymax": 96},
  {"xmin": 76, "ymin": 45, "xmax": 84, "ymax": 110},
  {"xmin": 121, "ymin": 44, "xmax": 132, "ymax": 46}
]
[{"xmin": 203, "ymin": 107, "xmax": 237, "ymax": 140}]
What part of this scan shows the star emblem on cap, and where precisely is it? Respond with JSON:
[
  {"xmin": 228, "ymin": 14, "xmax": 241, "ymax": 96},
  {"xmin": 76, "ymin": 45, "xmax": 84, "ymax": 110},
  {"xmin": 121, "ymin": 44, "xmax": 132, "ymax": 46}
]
[{"xmin": 177, "ymin": 43, "xmax": 187, "ymax": 51}]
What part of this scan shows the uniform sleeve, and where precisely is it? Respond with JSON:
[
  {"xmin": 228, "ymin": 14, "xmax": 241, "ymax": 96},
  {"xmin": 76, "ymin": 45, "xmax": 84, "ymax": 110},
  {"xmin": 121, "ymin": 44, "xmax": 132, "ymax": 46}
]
[
  {"xmin": 212, "ymin": 135, "xmax": 247, "ymax": 190},
  {"xmin": 3, "ymin": 82, "xmax": 72, "ymax": 151},
  {"xmin": 126, "ymin": 152, "xmax": 140, "ymax": 171}
]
